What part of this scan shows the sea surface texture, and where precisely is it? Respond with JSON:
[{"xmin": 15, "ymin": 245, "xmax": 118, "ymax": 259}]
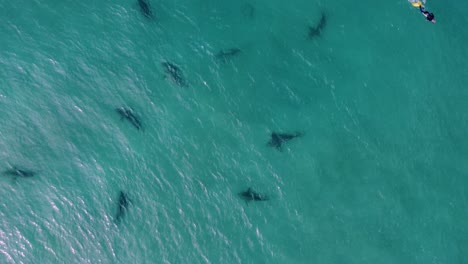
[{"xmin": 1, "ymin": 0, "xmax": 467, "ymax": 263}]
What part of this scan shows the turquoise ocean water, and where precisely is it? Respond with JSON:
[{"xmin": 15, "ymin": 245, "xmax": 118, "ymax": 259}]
[{"xmin": 1, "ymin": 0, "xmax": 468, "ymax": 263}]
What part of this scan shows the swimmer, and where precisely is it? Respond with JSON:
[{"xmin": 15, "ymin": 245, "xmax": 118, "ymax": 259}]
[{"xmin": 419, "ymin": 5, "xmax": 436, "ymax": 23}]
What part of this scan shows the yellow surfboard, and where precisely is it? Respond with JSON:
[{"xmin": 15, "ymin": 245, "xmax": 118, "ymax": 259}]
[{"xmin": 411, "ymin": 1, "xmax": 422, "ymax": 7}]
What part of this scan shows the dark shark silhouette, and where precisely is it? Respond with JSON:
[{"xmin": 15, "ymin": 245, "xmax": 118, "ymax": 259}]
[
  {"xmin": 238, "ymin": 188, "xmax": 269, "ymax": 203},
  {"xmin": 268, "ymin": 132, "xmax": 303, "ymax": 151},
  {"xmin": 115, "ymin": 191, "xmax": 131, "ymax": 223},
  {"xmin": 162, "ymin": 61, "xmax": 187, "ymax": 87},
  {"xmin": 308, "ymin": 13, "xmax": 327, "ymax": 39},
  {"xmin": 3, "ymin": 167, "xmax": 35, "ymax": 178},
  {"xmin": 138, "ymin": 0, "xmax": 153, "ymax": 18},
  {"xmin": 116, "ymin": 107, "xmax": 142, "ymax": 130},
  {"xmin": 215, "ymin": 48, "xmax": 241, "ymax": 62}
]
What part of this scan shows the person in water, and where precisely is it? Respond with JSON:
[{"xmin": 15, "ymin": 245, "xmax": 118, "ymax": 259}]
[{"xmin": 419, "ymin": 5, "xmax": 436, "ymax": 23}]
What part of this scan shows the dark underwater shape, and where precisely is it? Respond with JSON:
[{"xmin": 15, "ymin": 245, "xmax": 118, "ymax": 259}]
[
  {"xmin": 162, "ymin": 61, "xmax": 187, "ymax": 87},
  {"xmin": 241, "ymin": 3, "xmax": 255, "ymax": 19},
  {"xmin": 238, "ymin": 188, "xmax": 269, "ymax": 203},
  {"xmin": 215, "ymin": 48, "xmax": 241, "ymax": 62},
  {"xmin": 116, "ymin": 107, "xmax": 142, "ymax": 130},
  {"xmin": 3, "ymin": 167, "xmax": 35, "ymax": 178},
  {"xmin": 115, "ymin": 191, "xmax": 130, "ymax": 223},
  {"xmin": 268, "ymin": 132, "xmax": 303, "ymax": 150},
  {"xmin": 138, "ymin": 0, "xmax": 153, "ymax": 18},
  {"xmin": 308, "ymin": 13, "xmax": 327, "ymax": 39}
]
